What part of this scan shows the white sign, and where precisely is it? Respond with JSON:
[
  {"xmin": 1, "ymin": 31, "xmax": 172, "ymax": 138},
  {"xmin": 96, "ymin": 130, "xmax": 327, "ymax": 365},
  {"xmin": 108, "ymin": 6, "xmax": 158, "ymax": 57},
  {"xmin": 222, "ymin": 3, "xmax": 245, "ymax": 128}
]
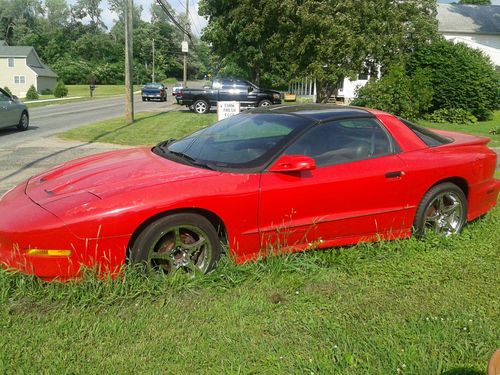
[
  {"xmin": 217, "ymin": 101, "xmax": 240, "ymax": 121},
  {"xmin": 181, "ymin": 41, "xmax": 189, "ymax": 53}
]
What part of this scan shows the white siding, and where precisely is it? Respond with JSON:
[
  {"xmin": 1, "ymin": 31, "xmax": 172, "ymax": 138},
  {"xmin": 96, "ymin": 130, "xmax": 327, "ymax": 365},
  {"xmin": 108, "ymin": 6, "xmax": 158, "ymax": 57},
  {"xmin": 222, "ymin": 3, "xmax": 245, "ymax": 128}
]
[{"xmin": 0, "ymin": 57, "xmax": 38, "ymax": 98}]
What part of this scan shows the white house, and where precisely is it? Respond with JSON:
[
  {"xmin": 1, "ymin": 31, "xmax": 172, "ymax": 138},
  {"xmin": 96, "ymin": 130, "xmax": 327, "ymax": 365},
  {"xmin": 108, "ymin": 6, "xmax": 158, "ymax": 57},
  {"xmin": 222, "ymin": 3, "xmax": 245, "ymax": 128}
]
[
  {"xmin": 437, "ymin": 3, "xmax": 500, "ymax": 69},
  {"xmin": 0, "ymin": 43, "xmax": 58, "ymax": 98}
]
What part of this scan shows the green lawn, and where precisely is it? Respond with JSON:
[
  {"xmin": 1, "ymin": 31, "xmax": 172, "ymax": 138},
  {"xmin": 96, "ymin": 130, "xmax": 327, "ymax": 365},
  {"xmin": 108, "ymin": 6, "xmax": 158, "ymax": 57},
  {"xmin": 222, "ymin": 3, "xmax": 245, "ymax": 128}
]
[
  {"xmin": 0, "ymin": 206, "xmax": 498, "ymax": 374},
  {"xmin": 59, "ymin": 109, "xmax": 500, "ymax": 150},
  {"xmin": 24, "ymin": 85, "xmax": 141, "ymax": 109},
  {"xmin": 418, "ymin": 110, "xmax": 500, "ymax": 148},
  {"xmin": 60, "ymin": 111, "xmax": 218, "ymax": 145}
]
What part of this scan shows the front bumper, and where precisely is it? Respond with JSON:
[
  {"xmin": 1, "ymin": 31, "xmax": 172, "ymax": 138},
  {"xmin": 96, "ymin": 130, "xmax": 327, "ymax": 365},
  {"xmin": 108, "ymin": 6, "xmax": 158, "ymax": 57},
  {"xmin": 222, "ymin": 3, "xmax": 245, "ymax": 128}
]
[
  {"xmin": 0, "ymin": 182, "xmax": 84, "ymax": 279},
  {"xmin": 0, "ymin": 182, "xmax": 128, "ymax": 280}
]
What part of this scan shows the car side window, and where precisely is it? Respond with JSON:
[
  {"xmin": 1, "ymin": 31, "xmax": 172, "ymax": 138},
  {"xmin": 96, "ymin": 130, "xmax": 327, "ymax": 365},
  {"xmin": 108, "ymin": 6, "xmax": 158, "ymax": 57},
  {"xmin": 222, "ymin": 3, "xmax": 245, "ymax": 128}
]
[{"xmin": 285, "ymin": 118, "xmax": 395, "ymax": 167}]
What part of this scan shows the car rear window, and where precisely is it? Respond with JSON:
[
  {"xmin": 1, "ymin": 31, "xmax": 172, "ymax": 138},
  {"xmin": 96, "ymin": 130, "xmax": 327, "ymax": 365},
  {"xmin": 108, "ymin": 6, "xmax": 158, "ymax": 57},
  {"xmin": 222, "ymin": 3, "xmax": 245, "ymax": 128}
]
[{"xmin": 399, "ymin": 118, "xmax": 452, "ymax": 147}]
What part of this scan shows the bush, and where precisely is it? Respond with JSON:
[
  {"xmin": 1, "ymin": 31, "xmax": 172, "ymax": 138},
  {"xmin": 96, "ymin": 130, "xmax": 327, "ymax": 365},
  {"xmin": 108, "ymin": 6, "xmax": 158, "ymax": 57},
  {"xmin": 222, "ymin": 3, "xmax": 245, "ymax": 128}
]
[
  {"xmin": 425, "ymin": 108, "xmax": 477, "ymax": 124},
  {"xmin": 407, "ymin": 39, "xmax": 500, "ymax": 121},
  {"xmin": 489, "ymin": 126, "xmax": 500, "ymax": 135},
  {"xmin": 352, "ymin": 65, "xmax": 433, "ymax": 120},
  {"xmin": 3, "ymin": 86, "xmax": 12, "ymax": 96},
  {"xmin": 54, "ymin": 81, "xmax": 68, "ymax": 98},
  {"xmin": 41, "ymin": 88, "xmax": 53, "ymax": 95},
  {"xmin": 25, "ymin": 85, "xmax": 39, "ymax": 100}
]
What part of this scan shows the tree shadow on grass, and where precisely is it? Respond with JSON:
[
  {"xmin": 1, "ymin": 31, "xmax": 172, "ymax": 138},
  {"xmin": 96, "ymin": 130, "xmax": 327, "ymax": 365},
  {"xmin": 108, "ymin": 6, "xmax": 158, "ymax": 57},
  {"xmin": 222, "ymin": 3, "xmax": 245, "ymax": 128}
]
[
  {"xmin": 441, "ymin": 368, "xmax": 484, "ymax": 375},
  {"xmin": 0, "ymin": 112, "xmax": 167, "ymax": 184}
]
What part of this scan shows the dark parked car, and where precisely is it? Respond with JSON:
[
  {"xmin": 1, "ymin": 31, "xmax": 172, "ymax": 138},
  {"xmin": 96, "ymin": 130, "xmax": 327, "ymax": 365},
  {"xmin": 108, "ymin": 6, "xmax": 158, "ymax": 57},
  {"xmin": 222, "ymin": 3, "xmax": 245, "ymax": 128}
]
[
  {"xmin": 141, "ymin": 83, "xmax": 167, "ymax": 102},
  {"xmin": 0, "ymin": 88, "xmax": 29, "ymax": 131},
  {"xmin": 176, "ymin": 78, "xmax": 282, "ymax": 114}
]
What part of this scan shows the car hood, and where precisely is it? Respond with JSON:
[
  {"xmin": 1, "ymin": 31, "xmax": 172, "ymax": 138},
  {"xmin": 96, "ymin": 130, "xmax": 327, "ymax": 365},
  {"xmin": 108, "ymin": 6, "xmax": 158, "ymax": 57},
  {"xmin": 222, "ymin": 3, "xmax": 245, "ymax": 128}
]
[{"xmin": 26, "ymin": 147, "xmax": 220, "ymax": 206}]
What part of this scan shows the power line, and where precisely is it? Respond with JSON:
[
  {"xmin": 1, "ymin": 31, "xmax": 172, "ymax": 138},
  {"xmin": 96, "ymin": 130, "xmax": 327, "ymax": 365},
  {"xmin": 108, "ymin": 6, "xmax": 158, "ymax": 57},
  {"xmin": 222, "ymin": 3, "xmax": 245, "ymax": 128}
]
[
  {"xmin": 173, "ymin": 0, "xmax": 201, "ymax": 37},
  {"xmin": 155, "ymin": 0, "xmax": 192, "ymax": 42}
]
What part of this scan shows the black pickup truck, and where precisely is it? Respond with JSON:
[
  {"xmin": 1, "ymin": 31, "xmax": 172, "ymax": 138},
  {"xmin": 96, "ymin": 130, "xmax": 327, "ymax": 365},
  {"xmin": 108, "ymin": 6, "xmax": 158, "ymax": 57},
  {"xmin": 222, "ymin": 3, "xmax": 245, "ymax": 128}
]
[{"xmin": 176, "ymin": 78, "xmax": 282, "ymax": 114}]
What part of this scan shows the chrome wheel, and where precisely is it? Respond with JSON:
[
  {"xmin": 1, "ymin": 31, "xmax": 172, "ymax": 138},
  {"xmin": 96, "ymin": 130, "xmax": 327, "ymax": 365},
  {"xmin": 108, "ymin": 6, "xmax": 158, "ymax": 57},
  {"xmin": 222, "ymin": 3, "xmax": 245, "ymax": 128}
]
[
  {"xmin": 259, "ymin": 100, "xmax": 272, "ymax": 107},
  {"xmin": 194, "ymin": 100, "xmax": 209, "ymax": 114},
  {"xmin": 148, "ymin": 225, "xmax": 214, "ymax": 274},
  {"xmin": 414, "ymin": 183, "xmax": 467, "ymax": 238},
  {"xmin": 423, "ymin": 192, "xmax": 464, "ymax": 236}
]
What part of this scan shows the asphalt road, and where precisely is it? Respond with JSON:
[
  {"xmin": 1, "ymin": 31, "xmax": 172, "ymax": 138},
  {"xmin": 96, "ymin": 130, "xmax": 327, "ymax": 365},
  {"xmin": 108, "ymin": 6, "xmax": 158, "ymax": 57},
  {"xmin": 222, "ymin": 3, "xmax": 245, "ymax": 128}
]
[
  {"xmin": 0, "ymin": 93, "xmax": 177, "ymax": 194},
  {"xmin": 0, "ymin": 93, "xmax": 175, "ymax": 149}
]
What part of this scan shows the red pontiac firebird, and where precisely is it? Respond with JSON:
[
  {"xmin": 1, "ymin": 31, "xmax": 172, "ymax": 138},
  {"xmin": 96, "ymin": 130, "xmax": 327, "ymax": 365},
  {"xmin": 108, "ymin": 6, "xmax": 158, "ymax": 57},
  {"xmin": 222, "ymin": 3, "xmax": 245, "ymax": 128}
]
[{"xmin": 1, "ymin": 105, "xmax": 499, "ymax": 280}]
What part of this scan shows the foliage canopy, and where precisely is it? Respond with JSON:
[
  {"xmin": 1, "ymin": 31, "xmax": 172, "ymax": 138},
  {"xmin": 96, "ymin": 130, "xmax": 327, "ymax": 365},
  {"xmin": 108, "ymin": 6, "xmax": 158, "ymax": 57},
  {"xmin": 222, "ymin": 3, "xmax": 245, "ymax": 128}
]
[{"xmin": 199, "ymin": 0, "xmax": 439, "ymax": 99}]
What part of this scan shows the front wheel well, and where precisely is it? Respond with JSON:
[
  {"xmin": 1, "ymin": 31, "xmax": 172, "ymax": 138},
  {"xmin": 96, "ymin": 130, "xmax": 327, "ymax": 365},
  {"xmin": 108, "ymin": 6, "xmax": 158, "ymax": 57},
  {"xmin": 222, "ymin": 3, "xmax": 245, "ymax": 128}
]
[{"xmin": 127, "ymin": 208, "xmax": 228, "ymax": 258}]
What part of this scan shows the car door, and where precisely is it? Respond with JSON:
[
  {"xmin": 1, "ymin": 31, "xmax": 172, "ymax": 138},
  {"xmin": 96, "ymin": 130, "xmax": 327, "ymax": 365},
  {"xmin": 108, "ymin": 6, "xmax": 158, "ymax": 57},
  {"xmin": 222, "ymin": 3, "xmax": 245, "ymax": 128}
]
[
  {"xmin": 0, "ymin": 88, "xmax": 18, "ymax": 128},
  {"xmin": 258, "ymin": 117, "xmax": 411, "ymax": 252}
]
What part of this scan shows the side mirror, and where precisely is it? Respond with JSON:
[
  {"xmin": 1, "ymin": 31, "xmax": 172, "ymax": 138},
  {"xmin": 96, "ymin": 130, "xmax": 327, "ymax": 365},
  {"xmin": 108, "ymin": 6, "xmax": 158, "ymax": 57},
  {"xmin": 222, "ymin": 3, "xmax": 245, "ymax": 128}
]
[
  {"xmin": 12, "ymin": 95, "xmax": 18, "ymax": 100},
  {"xmin": 269, "ymin": 155, "xmax": 316, "ymax": 173},
  {"xmin": 248, "ymin": 86, "xmax": 254, "ymax": 93}
]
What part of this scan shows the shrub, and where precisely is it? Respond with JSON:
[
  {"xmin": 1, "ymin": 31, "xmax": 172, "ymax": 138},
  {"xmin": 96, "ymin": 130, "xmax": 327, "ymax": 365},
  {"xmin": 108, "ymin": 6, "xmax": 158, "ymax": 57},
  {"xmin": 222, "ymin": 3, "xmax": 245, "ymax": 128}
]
[
  {"xmin": 352, "ymin": 65, "xmax": 433, "ymax": 120},
  {"xmin": 41, "ymin": 88, "xmax": 53, "ymax": 95},
  {"xmin": 54, "ymin": 81, "xmax": 68, "ymax": 98},
  {"xmin": 3, "ymin": 86, "xmax": 12, "ymax": 96},
  {"xmin": 25, "ymin": 85, "xmax": 39, "ymax": 100},
  {"xmin": 407, "ymin": 39, "xmax": 500, "ymax": 121},
  {"xmin": 489, "ymin": 126, "xmax": 500, "ymax": 135},
  {"xmin": 425, "ymin": 108, "xmax": 477, "ymax": 124}
]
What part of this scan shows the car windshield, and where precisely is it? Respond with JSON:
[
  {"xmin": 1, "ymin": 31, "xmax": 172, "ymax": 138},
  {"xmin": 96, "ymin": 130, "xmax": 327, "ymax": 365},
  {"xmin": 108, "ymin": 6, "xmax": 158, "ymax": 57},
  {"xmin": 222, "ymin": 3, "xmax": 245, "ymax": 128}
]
[
  {"xmin": 144, "ymin": 84, "xmax": 162, "ymax": 89},
  {"xmin": 162, "ymin": 113, "xmax": 311, "ymax": 169}
]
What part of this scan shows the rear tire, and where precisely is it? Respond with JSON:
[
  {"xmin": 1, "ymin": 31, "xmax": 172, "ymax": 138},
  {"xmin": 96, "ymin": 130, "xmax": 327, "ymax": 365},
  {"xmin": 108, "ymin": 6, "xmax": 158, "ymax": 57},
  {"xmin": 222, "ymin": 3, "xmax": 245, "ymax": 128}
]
[
  {"xmin": 142, "ymin": 97, "xmax": 146, "ymax": 102},
  {"xmin": 413, "ymin": 183, "xmax": 467, "ymax": 238},
  {"xmin": 17, "ymin": 111, "xmax": 29, "ymax": 131},
  {"xmin": 130, "ymin": 214, "xmax": 221, "ymax": 275},
  {"xmin": 193, "ymin": 99, "xmax": 210, "ymax": 114}
]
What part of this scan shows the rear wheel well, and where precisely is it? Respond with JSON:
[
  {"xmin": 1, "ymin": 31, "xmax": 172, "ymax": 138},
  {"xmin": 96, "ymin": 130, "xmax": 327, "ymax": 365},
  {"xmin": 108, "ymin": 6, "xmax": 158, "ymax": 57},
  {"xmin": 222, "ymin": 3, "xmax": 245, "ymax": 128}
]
[
  {"xmin": 127, "ymin": 208, "xmax": 228, "ymax": 259},
  {"xmin": 429, "ymin": 177, "xmax": 469, "ymax": 198},
  {"xmin": 193, "ymin": 96, "xmax": 210, "ymax": 104}
]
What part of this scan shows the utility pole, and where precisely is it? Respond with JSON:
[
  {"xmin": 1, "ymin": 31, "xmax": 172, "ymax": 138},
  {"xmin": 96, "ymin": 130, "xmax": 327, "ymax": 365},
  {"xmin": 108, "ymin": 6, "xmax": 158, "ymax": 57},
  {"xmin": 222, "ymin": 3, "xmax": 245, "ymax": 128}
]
[
  {"xmin": 152, "ymin": 38, "xmax": 155, "ymax": 82},
  {"xmin": 183, "ymin": 0, "xmax": 189, "ymax": 88},
  {"xmin": 124, "ymin": 0, "xmax": 134, "ymax": 124}
]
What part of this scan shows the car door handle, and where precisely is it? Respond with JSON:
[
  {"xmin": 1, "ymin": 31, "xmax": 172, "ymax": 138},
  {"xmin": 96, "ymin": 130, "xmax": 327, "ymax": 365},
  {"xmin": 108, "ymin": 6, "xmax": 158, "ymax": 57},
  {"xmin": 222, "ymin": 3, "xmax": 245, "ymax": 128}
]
[{"xmin": 385, "ymin": 171, "xmax": 404, "ymax": 178}]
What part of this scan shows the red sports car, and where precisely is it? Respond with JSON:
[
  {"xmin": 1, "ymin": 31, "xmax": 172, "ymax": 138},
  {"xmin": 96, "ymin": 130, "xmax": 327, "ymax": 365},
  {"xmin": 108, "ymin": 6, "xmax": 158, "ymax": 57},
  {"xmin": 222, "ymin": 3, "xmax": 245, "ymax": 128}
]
[{"xmin": 1, "ymin": 105, "xmax": 499, "ymax": 280}]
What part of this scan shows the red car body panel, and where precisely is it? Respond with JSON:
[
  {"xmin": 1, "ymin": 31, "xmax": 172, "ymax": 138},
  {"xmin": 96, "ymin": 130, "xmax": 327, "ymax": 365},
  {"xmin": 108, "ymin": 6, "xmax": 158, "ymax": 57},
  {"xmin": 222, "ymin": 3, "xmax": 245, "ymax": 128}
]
[{"xmin": 0, "ymin": 108, "xmax": 499, "ymax": 280}]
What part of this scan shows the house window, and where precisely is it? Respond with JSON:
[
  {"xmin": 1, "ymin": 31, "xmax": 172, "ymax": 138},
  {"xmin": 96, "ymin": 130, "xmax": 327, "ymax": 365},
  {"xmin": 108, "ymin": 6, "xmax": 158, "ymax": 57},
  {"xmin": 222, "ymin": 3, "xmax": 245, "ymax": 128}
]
[
  {"xmin": 14, "ymin": 76, "xmax": 25, "ymax": 84},
  {"xmin": 8, "ymin": 58, "xmax": 14, "ymax": 67}
]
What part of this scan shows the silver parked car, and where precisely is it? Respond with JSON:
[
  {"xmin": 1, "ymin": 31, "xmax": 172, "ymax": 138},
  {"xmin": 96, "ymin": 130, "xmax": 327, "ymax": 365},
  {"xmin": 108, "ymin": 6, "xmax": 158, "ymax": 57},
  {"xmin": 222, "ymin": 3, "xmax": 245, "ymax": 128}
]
[{"xmin": 0, "ymin": 88, "xmax": 29, "ymax": 131}]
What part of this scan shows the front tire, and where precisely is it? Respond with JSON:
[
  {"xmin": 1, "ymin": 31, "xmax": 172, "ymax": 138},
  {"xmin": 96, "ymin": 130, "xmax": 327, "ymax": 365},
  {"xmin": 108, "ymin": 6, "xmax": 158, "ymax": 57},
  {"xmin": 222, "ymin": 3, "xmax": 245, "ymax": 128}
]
[
  {"xmin": 193, "ymin": 99, "xmax": 210, "ymax": 114},
  {"xmin": 17, "ymin": 111, "xmax": 29, "ymax": 131},
  {"xmin": 413, "ymin": 182, "xmax": 467, "ymax": 238},
  {"xmin": 129, "ymin": 214, "xmax": 221, "ymax": 275},
  {"xmin": 258, "ymin": 99, "xmax": 272, "ymax": 107}
]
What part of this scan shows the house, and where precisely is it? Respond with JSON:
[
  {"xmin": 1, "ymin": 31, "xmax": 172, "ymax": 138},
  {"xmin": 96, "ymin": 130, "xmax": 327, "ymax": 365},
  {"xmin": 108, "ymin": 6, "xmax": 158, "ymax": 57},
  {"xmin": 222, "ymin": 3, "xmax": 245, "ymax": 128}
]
[
  {"xmin": 290, "ymin": 3, "xmax": 500, "ymax": 102},
  {"xmin": 437, "ymin": 3, "xmax": 500, "ymax": 69},
  {"xmin": 0, "ymin": 43, "xmax": 58, "ymax": 98}
]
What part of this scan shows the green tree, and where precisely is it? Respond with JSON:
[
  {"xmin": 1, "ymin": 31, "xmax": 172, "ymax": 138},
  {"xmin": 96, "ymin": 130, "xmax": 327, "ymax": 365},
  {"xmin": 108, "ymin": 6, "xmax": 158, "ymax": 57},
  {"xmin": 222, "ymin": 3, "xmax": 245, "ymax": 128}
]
[
  {"xmin": 458, "ymin": 0, "xmax": 491, "ymax": 4},
  {"xmin": 199, "ymin": 0, "xmax": 438, "ymax": 100},
  {"xmin": 407, "ymin": 39, "xmax": 500, "ymax": 120},
  {"xmin": 45, "ymin": 0, "xmax": 69, "ymax": 26}
]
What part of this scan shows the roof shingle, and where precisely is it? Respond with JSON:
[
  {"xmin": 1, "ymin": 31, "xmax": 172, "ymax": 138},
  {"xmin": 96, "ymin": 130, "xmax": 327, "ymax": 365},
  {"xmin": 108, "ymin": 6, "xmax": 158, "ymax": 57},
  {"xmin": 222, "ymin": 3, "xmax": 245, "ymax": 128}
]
[{"xmin": 437, "ymin": 4, "xmax": 500, "ymax": 34}]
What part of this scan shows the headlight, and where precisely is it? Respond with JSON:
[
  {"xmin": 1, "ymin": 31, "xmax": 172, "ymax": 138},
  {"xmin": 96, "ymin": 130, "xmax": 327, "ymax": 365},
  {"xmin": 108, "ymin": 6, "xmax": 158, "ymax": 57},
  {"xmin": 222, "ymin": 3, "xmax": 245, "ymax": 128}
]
[{"xmin": 273, "ymin": 93, "xmax": 281, "ymax": 100}]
